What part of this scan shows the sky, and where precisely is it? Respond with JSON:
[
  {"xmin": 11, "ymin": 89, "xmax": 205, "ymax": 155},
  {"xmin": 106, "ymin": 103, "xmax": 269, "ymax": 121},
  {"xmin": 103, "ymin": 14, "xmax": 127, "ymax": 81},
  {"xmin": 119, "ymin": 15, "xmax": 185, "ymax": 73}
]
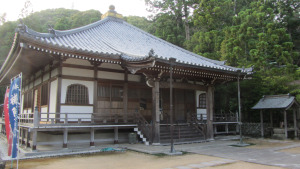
[{"xmin": 0, "ymin": 0, "xmax": 152, "ymax": 21}]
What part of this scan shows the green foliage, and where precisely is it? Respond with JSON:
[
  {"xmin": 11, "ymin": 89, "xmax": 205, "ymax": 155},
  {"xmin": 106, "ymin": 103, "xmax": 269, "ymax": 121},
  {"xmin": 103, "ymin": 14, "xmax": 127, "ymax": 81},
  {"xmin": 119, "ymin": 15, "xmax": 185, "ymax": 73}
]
[
  {"xmin": 0, "ymin": 21, "xmax": 18, "ymax": 62},
  {"xmin": 124, "ymin": 16, "xmax": 154, "ymax": 33},
  {"xmin": 0, "ymin": 0, "xmax": 299, "ymax": 123}
]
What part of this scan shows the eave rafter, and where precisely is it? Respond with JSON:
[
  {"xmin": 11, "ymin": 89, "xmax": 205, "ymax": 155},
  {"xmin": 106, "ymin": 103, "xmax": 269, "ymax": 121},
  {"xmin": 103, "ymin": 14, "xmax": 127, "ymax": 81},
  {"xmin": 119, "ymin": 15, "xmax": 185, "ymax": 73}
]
[{"xmin": 23, "ymin": 39, "xmax": 248, "ymax": 86}]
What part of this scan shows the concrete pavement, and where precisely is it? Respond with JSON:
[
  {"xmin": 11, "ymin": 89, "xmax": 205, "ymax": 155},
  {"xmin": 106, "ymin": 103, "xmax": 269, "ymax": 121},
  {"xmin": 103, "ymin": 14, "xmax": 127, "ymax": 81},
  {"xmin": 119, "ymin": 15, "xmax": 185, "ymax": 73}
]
[{"xmin": 1, "ymin": 134, "xmax": 300, "ymax": 168}]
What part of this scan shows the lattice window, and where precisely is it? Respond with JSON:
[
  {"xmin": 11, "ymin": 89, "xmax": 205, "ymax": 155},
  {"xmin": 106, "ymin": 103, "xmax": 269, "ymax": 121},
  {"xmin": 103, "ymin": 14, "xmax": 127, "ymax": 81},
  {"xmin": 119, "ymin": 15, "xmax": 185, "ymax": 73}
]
[
  {"xmin": 66, "ymin": 84, "xmax": 89, "ymax": 105},
  {"xmin": 41, "ymin": 83, "xmax": 48, "ymax": 106},
  {"xmin": 199, "ymin": 93, "xmax": 206, "ymax": 109}
]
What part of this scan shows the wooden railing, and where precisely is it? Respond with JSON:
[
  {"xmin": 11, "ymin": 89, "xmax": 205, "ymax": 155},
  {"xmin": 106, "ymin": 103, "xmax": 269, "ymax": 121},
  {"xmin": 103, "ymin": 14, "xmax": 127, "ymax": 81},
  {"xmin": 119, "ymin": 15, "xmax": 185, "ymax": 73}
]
[
  {"xmin": 214, "ymin": 112, "xmax": 238, "ymax": 122},
  {"xmin": 189, "ymin": 112, "xmax": 207, "ymax": 139},
  {"xmin": 134, "ymin": 109, "xmax": 152, "ymax": 142},
  {"xmin": 19, "ymin": 108, "xmax": 136, "ymax": 127}
]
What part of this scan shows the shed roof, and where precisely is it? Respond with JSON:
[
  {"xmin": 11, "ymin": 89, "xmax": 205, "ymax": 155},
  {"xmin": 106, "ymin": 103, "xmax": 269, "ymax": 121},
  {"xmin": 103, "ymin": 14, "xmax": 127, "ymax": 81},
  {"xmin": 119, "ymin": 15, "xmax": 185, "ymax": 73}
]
[{"xmin": 252, "ymin": 94, "xmax": 299, "ymax": 110}]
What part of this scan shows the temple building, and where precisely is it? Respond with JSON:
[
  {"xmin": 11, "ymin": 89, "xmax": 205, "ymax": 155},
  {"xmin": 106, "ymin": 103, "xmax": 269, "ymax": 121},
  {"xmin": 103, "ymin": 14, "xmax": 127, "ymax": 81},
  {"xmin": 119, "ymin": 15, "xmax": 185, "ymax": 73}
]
[{"xmin": 0, "ymin": 6, "xmax": 252, "ymax": 150}]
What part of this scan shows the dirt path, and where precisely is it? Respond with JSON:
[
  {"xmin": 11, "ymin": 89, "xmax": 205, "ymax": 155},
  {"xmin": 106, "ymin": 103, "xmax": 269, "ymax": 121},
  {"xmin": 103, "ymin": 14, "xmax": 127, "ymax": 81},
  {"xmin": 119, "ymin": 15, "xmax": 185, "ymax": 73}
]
[{"xmin": 6, "ymin": 151, "xmax": 286, "ymax": 169}]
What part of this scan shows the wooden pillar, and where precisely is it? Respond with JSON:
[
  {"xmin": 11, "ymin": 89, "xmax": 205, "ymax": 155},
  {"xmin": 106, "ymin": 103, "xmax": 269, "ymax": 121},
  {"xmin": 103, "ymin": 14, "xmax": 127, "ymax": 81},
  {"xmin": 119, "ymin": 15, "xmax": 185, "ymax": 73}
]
[
  {"xmin": 152, "ymin": 80, "xmax": 160, "ymax": 144},
  {"xmin": 270, "ymin": 111, "xmax": 273, "ymax": 136},
  {"xmin": 26, "ymin": 129, "xmax": 30, "ymax": 148},
  {"xmin": 93, "ymin": 64, "xmax": 98, "ymax": 114},
  {"xmin": 284, "ymin": 110, "xmax": 288, "ymax": 138},
  {"xmin": 47, "ymin": 63, "xmax": 52, "ymax": 116},
  {"xmin": 123, "ymin": 70, "xmax": 128, "ymax": 122},
  {"xmin": 32, "ymin": 129, "xmax": 37, "ymax": 151},
  {"xmin": 90, "ymin": 128, "xmax": 95, "ymax": 147},
  {"xmin": 63, "ymin": 128, "xmax": 68, "ymax": 148},
  {"xmin": 270, "ymin": 111, "xmax": 273, "ymax": 128},
  {"xmin": 293, "ymin": 109, "xmax": 298, "ymax": 138},
  {"xmin": 114, "ymin": 127, "xmax": 119, "ymax": 144},
  {"xmin": 206, "ymin": 85, "xmax": 214, "ymax": 140},
  {"xmin": 56, "ymin": 58, "xmax": 62, "ymax": 118},
  {"xmin": 260, "ymin": 110, "xmax": 264, "ymax": 137},
  {"xmin": 21, "ymin": 128, "xmax": 25, "ymax": 145}
]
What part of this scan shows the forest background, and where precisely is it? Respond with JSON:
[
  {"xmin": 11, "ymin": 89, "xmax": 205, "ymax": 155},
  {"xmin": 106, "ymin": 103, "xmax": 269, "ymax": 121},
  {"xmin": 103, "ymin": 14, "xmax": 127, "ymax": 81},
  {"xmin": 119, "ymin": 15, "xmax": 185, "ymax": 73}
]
[{"xmin": 0, "ymin": 0, "xmax": 299, "ymax": 122}]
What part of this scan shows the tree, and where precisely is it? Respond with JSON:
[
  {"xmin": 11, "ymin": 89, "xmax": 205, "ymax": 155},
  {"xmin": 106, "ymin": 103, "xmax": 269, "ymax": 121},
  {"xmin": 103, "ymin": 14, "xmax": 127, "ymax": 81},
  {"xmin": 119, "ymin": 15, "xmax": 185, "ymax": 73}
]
[
  {"xmin": 145, "ymin": 0, "xmax": 196, "ymax": 41},
  {"xmin": 19, "ymin": 0, "xmax": 33, "ymax": 19},
  {"xmin": 0, "ymin": 13, "xmax": 6, "ymax": 25},
  {"xmin": 124, "ymin": 16, "xmax": 153, "ymax": 33}
]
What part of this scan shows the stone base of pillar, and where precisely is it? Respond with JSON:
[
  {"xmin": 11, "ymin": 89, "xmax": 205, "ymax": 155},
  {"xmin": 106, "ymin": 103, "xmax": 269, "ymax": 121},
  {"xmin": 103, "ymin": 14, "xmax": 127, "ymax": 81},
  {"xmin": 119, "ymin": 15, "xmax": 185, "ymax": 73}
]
[
  {"xmin": 63, "ymin": 143, "xmax": 67, "ymax": 148},
  {"xmin": 114, "ymin": 140, "xmax": 119, "ymax": 144},
  {"xmin": 32, "ymin": 145, "xmax": 36, "ymax": 151},
  {"xmin": 90, "ymin": 142, "xmax": 95, "ymax": 146}
]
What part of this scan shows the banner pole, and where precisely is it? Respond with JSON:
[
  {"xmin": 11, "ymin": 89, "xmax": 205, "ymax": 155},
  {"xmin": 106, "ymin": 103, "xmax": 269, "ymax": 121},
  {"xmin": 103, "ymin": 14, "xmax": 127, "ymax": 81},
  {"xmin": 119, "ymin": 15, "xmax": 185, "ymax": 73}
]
[{"xmin": 17, "ymin": 72, "xmax": 22, "ymax": 169}]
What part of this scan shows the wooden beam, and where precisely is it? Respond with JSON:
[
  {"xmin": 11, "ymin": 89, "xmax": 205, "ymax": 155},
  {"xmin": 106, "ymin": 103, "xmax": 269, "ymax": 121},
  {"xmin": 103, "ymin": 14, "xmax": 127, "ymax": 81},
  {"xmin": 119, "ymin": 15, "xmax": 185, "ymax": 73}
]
[{"xmin": 152, "ymin": 81, "xmax": 207, "ymax": 90}]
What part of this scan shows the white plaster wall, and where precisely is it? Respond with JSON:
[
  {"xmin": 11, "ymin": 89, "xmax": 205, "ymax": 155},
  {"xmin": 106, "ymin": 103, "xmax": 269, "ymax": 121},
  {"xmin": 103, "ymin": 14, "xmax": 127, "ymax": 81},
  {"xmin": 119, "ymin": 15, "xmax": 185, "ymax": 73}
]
[
  {"xmin": 29, "ymin": 82, "xmax": 33, "ymax": 89},
  {"xmin": 100, "ymin": 63, "xmax": 123, "ymax": 70},
  {"xmin": 196, "ymin": 90, "xmax": 207, "ymax": 120},
  {"xmin": 62, "ymin": 67, "xmax": 93, "ymax": 78},
  {"xmin": 49, "ymin": 79, "xmax": 58, "ymax": 113},
  {"xmin": 128, "ymin": 74, "xmax": 141, "ymax": 82},
  {"xmin": 41, "ymin": 107, "xmax": 48, "ymax": 121},
  {"xmin": 34, "ymin": 77, "xmax": 41, "ymax": 86},
  {"xmin": 36, "ymin": 70, "xmax": 42, "ymax": 77},
  {"xmin": 61, "ymin": 106, "xmax": 93, "ymax": 121},
  {"xmin": 98, "ymin": 71, "xmax": 124, "ymax": 80},
  {"xmin": 64, "ymin": 58, "xmax": 92, "ymax": 66},
  {"xmin": 61, "ymin": 79, "xmax": 94, "ymax": 104},
  {"xmin": 43, "ymin": 73, "xmax": 49, "ymax": 82},
  {"xmin": 51, "ymin": 68, "xmax": 58, "ymax": 78}
]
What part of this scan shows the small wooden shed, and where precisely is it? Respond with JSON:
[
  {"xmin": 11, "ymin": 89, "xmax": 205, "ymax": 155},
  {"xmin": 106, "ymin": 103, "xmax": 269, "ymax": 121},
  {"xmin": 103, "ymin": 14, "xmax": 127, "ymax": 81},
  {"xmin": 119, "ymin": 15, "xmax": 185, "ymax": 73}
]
[{"xmin": 252, "ymin": 94, "xmax": 299, "ymax": 139}]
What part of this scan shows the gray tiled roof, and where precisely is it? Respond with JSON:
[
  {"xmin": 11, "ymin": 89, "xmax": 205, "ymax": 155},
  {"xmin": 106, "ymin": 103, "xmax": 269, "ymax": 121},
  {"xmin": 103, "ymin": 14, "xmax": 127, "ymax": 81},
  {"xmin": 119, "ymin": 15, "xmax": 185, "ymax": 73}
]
[
  {"xmin": 18, "ymin": 17, "xmax": 252, "ymax": 74},
  {"xmin": 252, "ymin": 94, "xmax": 298, "ymax": 110}
]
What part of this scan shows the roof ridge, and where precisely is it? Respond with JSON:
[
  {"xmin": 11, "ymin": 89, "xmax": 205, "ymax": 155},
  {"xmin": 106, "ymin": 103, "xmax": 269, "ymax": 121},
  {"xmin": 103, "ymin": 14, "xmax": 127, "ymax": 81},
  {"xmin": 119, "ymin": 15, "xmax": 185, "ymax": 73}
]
[
  {"xmin": 20, "ymin": 17, "xmax": 121, "ymax": 38},
  {"xmin": 263, "ymin": 94, "xmax": 292, "ymax": 98}
]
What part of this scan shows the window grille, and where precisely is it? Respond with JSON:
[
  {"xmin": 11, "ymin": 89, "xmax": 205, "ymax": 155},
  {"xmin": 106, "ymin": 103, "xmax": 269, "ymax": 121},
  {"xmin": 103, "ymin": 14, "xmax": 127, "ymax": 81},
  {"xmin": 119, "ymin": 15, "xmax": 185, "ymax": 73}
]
[{"xmin": 66, "ymin": 84, "xmax": 89, "ymax": 105}]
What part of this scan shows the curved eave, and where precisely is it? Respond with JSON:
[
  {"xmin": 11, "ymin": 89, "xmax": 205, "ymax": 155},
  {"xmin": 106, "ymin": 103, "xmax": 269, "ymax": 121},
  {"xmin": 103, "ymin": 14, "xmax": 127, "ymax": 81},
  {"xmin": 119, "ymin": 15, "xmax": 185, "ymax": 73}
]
[
  {"xmin": 155, "ymin": 58, "xmax": 251, "ymax": 77},
  {"xmin": 0, "ymin": 33, "xmax": 21, "ymax": 86}
]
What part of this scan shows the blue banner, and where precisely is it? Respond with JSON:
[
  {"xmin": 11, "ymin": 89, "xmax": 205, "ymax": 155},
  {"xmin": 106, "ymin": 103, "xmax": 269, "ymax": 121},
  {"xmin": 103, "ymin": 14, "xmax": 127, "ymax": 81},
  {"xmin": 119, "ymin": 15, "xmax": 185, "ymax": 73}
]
[{"xmin": 8, "ymin": 77, "xmax": 21, "ymax": 158}]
